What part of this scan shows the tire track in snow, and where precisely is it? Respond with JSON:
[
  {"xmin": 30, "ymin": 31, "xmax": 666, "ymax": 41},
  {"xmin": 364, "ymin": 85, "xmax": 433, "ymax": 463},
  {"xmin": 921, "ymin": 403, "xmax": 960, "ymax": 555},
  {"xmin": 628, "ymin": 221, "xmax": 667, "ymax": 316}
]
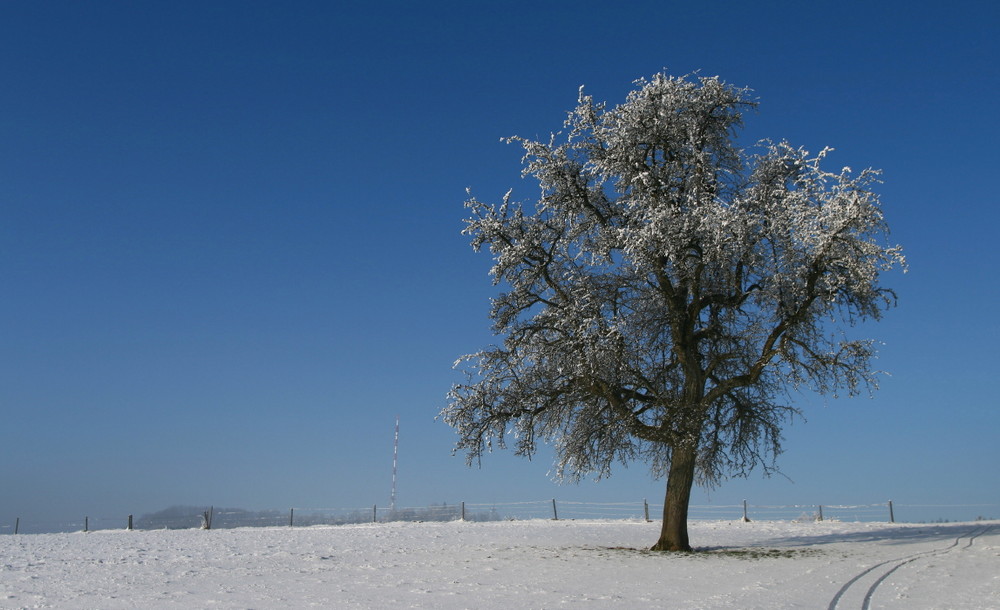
[{"xmin": 827, "ymin": 524, "xmax": 995, "ymax": 610}]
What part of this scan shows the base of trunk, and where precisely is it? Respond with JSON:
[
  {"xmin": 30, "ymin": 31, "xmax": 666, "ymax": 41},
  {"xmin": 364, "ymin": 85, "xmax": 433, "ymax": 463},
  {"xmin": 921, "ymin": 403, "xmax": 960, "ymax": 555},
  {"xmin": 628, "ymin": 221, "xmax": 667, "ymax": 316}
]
[{"xmin": 649, "ymin": 539, "xmax": 693, "ymax": 552}]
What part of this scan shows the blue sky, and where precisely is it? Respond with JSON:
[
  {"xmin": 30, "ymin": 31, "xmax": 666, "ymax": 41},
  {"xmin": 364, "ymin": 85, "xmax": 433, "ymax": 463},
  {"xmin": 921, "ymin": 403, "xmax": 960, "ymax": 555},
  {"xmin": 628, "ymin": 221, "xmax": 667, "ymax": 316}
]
[{"xmin": 2, "ymin": 0, "xmax": 998, "ymax": 528}]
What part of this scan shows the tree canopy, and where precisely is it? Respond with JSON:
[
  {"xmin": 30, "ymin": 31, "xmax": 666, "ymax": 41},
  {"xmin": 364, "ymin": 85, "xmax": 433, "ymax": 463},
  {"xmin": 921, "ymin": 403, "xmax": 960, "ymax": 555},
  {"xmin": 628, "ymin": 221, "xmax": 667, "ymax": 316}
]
[{"xmin": 443, "ymin": 73, "xmax": 904, "ymax": 551}]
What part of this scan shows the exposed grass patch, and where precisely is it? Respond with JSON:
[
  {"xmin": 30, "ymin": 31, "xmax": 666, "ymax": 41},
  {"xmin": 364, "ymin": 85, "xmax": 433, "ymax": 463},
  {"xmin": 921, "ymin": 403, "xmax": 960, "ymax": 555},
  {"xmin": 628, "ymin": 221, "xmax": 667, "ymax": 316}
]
[
  {"xmin": 595, "ymin": 546, "xmax": 824, "ymax": 560},
  {"xmin": 699, "ymin": 547, "xmax": 823, "ymax": 559}
]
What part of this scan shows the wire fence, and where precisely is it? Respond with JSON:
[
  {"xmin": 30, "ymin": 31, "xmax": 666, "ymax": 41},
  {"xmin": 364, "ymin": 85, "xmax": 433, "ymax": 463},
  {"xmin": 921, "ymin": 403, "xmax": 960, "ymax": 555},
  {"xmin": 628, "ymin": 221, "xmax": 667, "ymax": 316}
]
[{"xmin": 3, "ymin": 499, "xmax": 997, "ymax": 535}]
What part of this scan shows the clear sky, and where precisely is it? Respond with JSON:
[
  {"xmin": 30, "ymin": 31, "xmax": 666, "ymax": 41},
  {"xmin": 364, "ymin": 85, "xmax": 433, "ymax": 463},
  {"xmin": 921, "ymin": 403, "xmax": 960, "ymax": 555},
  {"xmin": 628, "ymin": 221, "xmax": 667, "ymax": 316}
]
[{"xmin": 2, "ymin": 0, "xmax": 998, "ymax": 528}]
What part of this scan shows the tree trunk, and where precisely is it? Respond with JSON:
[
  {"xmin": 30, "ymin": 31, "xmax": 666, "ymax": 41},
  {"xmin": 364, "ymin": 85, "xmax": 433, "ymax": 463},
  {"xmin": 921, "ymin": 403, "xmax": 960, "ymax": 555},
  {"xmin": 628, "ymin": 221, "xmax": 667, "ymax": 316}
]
[{"xmin": 651, "ymin": 442, "xmax": 698, "ymax": 551}]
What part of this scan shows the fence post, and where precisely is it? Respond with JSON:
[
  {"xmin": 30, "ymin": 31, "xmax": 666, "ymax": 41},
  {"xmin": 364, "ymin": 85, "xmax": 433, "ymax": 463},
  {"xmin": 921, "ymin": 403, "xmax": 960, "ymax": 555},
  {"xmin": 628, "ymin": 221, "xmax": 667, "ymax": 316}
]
[
  {"xmin": 289, "ymin": 508, "xmax": 294, "ymax": 527},
  {"xmin": 817, "ymin": 505, "xmax": 824, "ymax": 521},
  {"xmin": 127, "ymin": 514, "xmax": 133, "ymax": 530},
  {"xmin": 644, "ymin": 499, "xmax": 650, "ymax": 522},
  {"xmin": 741, "ymin": 499, "xmax": 750, "ymax": 522},
  {"xmin": 461, "ymin": 501, "xmax": 466, "ymax": 521},
  {"xmin": 551, "ymin": 498, "xmax": 558, "ymax": 520},
  {"xmin": 14, "ymin": 518, "xmax": 18, "ymax": 535},
  {"xmin": 84, "ymin": 516, "xmax": 89, "ymax": 533},
  {"xmin": 888, "ymin": 500, "xmax": 895, "ymax": 523},
  {"xmin": 373, "ymin": 504, "xmax": 377, "ymax": 523}
]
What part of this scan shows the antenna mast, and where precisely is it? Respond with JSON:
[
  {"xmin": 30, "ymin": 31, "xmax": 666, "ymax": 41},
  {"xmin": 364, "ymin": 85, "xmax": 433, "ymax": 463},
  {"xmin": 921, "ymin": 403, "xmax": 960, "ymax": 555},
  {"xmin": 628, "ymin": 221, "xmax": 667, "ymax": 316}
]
[{"xmin": 391, "ymin": 415, "xmax": 399, "ymax": 512}]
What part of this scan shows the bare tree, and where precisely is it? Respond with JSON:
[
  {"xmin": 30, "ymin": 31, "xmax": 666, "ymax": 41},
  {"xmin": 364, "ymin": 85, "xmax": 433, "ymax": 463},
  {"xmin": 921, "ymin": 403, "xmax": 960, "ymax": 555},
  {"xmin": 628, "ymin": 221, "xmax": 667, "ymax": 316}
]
[{"xmin": 443, "ymin": 73, "xmax": 904, "ymax": 551}]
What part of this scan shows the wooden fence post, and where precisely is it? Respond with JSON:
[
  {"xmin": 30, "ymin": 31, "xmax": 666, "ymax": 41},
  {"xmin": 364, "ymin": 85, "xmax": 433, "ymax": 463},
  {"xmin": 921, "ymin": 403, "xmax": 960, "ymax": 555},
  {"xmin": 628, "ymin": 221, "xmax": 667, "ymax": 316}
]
[
  {"xmin": 127, "ymin": 514, "xmax": 133, "ymax": 530},
  {"xmin": 14, "ymin": 518, "xmax": 18, "ymax": 535},
  {"xmin": 373, "ymin": 504, "xmax": 377, "ymax": 523},
  {"xmin": 742, "ymin": 499, "xmax": 750, "ymax": 522},
  {"xmin": 461, "ymin": 501, "xmax": 466, "ymax": 521},
  {"xmin": 644, "ymin": 499, "xmax": 650, "ymax": 522},
  {"xmin": 888, "ymin": 500, "xmax": 895, "ymax": 523},
  {"xmin": 551, "ymin": 498, "xmax": 558, "ymax": 520},
  {"xmin": 289, "ymin": 508, "xmax": 294, "ymax": 527},
  {"xmin": 84, "ymin": 516, "xmax": 88, "ymax": 533},
  {"xmin": 817, "ymin": 505, "xmax": 824, "ymax": 521}
]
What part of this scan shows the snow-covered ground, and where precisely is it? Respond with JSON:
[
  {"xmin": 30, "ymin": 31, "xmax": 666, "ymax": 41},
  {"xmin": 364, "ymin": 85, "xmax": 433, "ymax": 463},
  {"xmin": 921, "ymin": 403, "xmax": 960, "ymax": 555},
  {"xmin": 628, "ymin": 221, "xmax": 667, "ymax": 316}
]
[{"xmin": 1, "ymin": 519, "xmax": 997, "ymax": 609}]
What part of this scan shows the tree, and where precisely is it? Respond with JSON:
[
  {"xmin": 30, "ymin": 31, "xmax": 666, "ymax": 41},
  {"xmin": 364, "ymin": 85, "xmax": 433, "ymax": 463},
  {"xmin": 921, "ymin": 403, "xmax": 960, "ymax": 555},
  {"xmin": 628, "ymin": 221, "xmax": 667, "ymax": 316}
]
[{"xmin": 442, "ymin": 73, "xmax": 904, "ymax": 551}]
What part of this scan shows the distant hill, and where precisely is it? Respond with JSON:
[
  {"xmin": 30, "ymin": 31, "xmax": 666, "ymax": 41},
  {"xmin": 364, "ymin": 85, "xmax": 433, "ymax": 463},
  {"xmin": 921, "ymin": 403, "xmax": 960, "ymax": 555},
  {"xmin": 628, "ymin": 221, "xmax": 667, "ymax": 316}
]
[
  {"xmin": 136, "ymin": 506, "xmax": 285, "ymax": 529},
  {"xmin": 136, "ymin": 503, "xmax": 501, "ymax": 529}
]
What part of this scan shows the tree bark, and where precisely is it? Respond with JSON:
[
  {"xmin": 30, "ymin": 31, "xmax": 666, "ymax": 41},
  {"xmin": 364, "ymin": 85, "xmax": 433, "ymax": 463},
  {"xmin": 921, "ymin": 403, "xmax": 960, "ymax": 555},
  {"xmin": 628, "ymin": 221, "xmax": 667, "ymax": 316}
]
[{"xmin": 651, "ymin": 442, "xmax": 698, "ymax": 551}]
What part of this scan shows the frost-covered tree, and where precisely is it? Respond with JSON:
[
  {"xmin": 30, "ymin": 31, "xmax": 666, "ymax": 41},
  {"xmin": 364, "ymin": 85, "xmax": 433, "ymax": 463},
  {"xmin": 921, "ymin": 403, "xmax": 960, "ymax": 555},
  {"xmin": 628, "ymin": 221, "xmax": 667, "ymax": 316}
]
[{"xmin": 442, "ymin": 73, "xmax": 904, "ymax": 551}]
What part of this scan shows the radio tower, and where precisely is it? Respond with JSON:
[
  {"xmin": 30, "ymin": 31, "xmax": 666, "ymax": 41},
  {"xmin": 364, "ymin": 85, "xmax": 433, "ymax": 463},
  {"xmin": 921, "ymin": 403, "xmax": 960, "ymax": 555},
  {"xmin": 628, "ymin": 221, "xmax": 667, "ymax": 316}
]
[{"xmin": 390, "ymin": 416, "xmax": 399, "ymax": 512}]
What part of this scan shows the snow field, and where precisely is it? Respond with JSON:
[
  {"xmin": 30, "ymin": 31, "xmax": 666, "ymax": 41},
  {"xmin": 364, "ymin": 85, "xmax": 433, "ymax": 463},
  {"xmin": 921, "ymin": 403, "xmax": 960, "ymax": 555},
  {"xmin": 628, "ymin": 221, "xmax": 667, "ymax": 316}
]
[{"xmin": 1, "ymin": 519, "xmax": 997, "ymax": 609}]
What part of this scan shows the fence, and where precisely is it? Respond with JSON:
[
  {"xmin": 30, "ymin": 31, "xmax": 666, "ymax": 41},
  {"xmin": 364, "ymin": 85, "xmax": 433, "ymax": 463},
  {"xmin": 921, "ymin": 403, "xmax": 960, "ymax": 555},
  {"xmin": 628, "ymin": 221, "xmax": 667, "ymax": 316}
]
[{"xmin": 4, "ymin": 499, "xmax": 997, "ymax": 535}]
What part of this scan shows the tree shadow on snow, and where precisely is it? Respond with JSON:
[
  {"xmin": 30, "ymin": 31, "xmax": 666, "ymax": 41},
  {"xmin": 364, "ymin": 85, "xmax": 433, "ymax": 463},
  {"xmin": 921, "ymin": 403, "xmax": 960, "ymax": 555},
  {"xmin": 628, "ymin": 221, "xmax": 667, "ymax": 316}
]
[{"xmin": 702, "ymin": 520, "xmax": 999, "ymax": 551}]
